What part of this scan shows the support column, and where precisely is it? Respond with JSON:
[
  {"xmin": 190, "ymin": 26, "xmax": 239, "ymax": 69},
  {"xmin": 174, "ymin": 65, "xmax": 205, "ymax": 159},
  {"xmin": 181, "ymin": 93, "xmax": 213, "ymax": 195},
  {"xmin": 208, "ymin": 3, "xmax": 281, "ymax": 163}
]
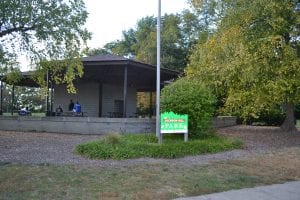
[
  {"xmin": 123, "ymin": 66, "xmax": 128, "ymax": 118},
  {"xmin": 11, "ymin": 85, "xmax": 15, "ymax": 116},
  {"xmin": 149, "ymin": 92, "xmax": 153, "ymax": 118},
  {"xmin": 50, "ymin": 81, "xmax": 53, "ymax": 114},
  {"xmin": 0, "ymin": 81, "xmax": 3, "ymax": 115},
  {"xmin": 98, "ymin": 83, "xmax": 103, "ymax": 117},
  {"xmin": 45, "ymin": 70, "xmax": 49, "ymax": 115}
]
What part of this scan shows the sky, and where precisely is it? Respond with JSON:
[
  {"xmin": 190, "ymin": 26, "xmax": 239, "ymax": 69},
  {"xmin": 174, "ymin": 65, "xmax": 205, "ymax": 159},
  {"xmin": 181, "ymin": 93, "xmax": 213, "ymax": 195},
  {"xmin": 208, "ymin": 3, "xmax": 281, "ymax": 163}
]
[
  {"xmin": 84, "ymin": 0, "xmax": 190, "ymax": 49},
  {"xmin": 20, "ymin": 0, "xmax": 190, "ymax": 71}
]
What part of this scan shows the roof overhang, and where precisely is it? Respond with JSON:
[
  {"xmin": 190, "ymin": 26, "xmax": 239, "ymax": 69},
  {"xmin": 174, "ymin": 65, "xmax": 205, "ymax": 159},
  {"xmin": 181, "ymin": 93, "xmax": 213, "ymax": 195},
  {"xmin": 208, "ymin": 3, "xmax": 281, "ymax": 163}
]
[{"xmin": 1, "ymin": 55, "xmax": 180, "ymax": 90}]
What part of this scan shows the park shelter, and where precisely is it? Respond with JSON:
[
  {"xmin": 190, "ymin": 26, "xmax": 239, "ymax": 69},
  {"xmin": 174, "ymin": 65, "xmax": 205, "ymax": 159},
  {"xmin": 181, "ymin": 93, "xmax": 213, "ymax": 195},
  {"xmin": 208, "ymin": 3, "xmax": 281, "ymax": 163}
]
[
  {"xmin": 0, "ymin": 54, "xmax": 179, "ymax": 118},
  {"xmin": 0, "ymin": 56, "xmax": 238, "ymax": 134},
  {"xmin": 54, "ymin": 55, "xmax": 178, "ymax": 117}
]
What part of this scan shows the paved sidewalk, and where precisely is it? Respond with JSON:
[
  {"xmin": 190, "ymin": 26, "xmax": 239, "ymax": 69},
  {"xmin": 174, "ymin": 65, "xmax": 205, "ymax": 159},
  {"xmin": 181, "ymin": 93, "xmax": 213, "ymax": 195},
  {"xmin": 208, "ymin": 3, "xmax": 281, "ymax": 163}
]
[{"xmin": 175, "ymin": 181, "xmax": 300, "ymax": 200}]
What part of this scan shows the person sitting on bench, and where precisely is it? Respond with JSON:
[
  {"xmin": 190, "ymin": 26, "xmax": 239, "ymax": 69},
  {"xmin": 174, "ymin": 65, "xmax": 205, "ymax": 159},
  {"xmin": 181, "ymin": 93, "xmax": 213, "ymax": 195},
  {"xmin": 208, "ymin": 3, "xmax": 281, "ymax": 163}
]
[
  {"xmin": 55, "ymin": 105, "xmax": 63, "ymax": 116},
  {"xmin": 73, "ymin": 101, "xmax": 81, "ymax": 114},
  {"xmin": 68, "ymin": 99, "xmax": 74, "ymax": 111},
  {"xmin": 19, "ymin": 106, "xmax": 31, "ymax": 116}
]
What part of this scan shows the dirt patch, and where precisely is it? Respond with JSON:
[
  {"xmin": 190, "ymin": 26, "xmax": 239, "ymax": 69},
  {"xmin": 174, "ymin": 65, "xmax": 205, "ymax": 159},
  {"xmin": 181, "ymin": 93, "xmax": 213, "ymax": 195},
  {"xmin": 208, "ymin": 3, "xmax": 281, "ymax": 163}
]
[
  {"xmin": 218, "ymin": 125, "xmax": 300, "ymax": 152},
  {"xmin": 0, "ymin": 126, "xmax": 299, "ymax": 167}
]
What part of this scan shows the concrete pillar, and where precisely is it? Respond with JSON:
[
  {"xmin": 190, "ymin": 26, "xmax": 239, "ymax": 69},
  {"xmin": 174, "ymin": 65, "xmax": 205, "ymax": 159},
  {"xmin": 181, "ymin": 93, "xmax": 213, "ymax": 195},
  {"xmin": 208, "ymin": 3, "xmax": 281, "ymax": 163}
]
[
  {"xmin": 98, "ymin": 83, "xmax": 103, "ymax": 117},
  {"xmin": 11, "ymin": 85, "xmax": 15, "ymax": 116},
  {"xmin": 0, "ymin": 81, "xmax": 3, "ymax": 115},
  {"xmin": 149, "ymin": 92, "xmax": 153, "ymax": 118},
  {"xmin": 45, "ymin": 70, "xmax": 49, "ymax": 114},
  {"xmin": 123, "ymin": 66, "xmax": 128, "ymax": 118},
  {"xmin": 50, "ymin": 81, "xmax": 53, "ymax": 113}
]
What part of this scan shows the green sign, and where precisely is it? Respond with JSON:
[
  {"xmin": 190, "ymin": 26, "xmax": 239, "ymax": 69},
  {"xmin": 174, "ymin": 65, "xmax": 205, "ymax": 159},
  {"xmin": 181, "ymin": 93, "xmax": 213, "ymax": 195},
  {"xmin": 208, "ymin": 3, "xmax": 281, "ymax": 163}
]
[{"xmin": 161, "ymin": 112, "xmax": 188, "ymax": 134}]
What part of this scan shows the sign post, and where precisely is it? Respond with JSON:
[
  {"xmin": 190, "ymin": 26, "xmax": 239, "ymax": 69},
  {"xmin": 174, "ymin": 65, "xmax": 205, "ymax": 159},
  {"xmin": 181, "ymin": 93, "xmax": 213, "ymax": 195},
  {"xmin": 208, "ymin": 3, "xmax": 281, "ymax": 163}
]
[{"xmin": 160, "ymin": 112, "xmax": 188, "ymax": 143}]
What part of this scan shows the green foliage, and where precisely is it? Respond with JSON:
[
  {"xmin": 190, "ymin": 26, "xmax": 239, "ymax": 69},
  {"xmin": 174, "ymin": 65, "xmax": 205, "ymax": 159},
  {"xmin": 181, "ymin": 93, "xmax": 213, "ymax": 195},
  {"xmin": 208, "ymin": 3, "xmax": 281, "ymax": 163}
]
[
  {"xmin": 187, "ymin": 0, "xmax": 300, "ymax": 130},
  {"xmin": 0, "ymin": 0, "xmax": 91, "ymax": 92},
  {"xmin": 75, "ymin": 134, "xmax": 242, "ymax": 160},
  {"xmin": 4, "ymin": 69, "xmax": 22, "ymax": 85},
  {"xmin": 0, "ymin": 82, "xmax": 45, "ymax": 113},
  {"xmin": 188, "ymin": 0, "xmax": 230, "ymax": 33},
  {"xmin": 98, "ymin": 11, "xmax": 207, "ymax": 71},
  {"xmin": 160, "ymin": 78, "xmax": 216, "ymax": 137},
  {"xmin": 0, "ymin": 0, "xmax": 91, "ymax": 62},
  {"xmin": 85, "ymin": 47, "xmax": 112, "ymax": 56},
  {"xmin": 236, "ymin": 106, "xmax": 286, "ymax": 126},
  {"xmin": 33, "ymin": 58, "xmax": 83, "ymax": 94}
]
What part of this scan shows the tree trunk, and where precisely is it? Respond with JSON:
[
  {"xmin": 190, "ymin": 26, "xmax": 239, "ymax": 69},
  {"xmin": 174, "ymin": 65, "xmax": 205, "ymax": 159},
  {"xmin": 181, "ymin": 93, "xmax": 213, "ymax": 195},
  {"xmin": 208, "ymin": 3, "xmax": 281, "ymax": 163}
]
[{"xmin": 280, "ymin": 103, "xmax": 298, "ymax": 133}]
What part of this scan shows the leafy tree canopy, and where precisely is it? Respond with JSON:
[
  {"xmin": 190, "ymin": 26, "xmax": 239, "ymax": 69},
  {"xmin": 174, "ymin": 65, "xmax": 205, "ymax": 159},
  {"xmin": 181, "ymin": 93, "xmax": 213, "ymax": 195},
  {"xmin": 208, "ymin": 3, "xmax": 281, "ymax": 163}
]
[
  {"xmin": 0, "ymin": 0, "xmax": 91, "ymax": 93},
  {"xmin": 88, "ymin": 11, "xmax": 208, "ymax": 72},
  {"xmin": 187, "ymin": 0, "xmax": 300, "ymax": 132}
]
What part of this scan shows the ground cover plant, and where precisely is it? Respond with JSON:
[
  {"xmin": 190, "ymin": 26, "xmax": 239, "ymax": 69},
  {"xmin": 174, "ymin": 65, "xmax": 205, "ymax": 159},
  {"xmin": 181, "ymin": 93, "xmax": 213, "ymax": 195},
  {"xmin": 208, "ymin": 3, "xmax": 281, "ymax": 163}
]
[
  {"xmin": 75, "ymin": 133, "xmax": 242, "ymax": 160},
  {"xmin": 1, "ymin": 147, "xmax": 299, "ymax": 200}
]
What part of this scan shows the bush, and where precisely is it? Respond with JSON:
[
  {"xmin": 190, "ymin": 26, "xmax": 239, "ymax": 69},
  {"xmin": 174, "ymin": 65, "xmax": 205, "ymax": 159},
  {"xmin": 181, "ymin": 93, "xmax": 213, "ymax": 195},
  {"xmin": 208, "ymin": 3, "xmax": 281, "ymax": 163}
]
[
  {"xmin": 161, "ymin": 78, "xmax": 216, "ymax": 137},
  {"xmin": 239, "ymin": 107, "xmax": 285, "ymax": 126}
]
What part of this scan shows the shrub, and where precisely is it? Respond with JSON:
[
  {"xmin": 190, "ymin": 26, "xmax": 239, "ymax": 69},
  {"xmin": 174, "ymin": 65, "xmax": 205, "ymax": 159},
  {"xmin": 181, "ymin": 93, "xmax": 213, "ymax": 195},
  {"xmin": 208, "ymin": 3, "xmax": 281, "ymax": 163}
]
[
  {"xmin": 237, "ymin": 106, "xmax": 286, "ymax": 126},
  {"xmin": 161, "ymin": 78, "xmax": 216, "ymax": 137}
]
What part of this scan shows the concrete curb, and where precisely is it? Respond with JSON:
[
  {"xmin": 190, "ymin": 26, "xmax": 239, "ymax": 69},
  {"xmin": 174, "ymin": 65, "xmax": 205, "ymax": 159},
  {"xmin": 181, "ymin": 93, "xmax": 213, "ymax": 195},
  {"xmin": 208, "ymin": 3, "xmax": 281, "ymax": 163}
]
[{"xmin": 174, "ymin": 181, "xmax": 300, "ymax": 200}]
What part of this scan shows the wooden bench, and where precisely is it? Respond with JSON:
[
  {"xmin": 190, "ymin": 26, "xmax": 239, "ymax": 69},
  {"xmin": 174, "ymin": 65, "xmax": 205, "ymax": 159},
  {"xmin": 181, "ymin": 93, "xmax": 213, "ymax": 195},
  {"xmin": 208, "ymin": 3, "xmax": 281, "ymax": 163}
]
[{"xmin": 60, "ymin": 111, "xmax": 87, "ymax": 117}]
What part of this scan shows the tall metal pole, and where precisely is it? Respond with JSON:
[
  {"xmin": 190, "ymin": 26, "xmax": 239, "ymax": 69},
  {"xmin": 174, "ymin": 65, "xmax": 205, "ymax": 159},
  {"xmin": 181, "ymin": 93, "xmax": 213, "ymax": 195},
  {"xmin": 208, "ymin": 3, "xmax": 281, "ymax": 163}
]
[{"xmin": 156, "ymin": 0, "xmax": 161, "ymax": 142}]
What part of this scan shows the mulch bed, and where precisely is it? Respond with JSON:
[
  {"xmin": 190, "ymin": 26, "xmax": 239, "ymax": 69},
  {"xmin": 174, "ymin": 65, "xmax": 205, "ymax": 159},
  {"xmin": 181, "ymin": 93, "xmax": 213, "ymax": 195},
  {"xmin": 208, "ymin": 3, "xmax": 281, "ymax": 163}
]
[
  {"xmin": 218, "ymin": 125, "xmax": 300, "ymax": 152},
  {"xmin": 0, "ymin": 125, "xmax": 299, "ymax": 166}
]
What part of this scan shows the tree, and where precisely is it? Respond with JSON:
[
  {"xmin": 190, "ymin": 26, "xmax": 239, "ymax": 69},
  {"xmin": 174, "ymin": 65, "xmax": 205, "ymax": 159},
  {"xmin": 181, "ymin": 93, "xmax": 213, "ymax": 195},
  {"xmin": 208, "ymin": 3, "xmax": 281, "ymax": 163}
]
[
  {"xmin": 0, "ymin": 0, "xmax": 91, "ymax": 93},
  {"xmin": 85, "ymin": 48, "xmax": 113, "ymax": 57},
  {"xmin": 187, "ymin": 0, "xmax": 300, "ymax": 132},
  {"xmin": 1, "ymin": 83, "xmax": 44, "ymax": 113},
  {"xmin": 99, "ymin": 11, "xmax": 206, "ymax": 72},
  {"xmin": 188, "ymin": 0, "xmax": 227, "ymax": 29}
]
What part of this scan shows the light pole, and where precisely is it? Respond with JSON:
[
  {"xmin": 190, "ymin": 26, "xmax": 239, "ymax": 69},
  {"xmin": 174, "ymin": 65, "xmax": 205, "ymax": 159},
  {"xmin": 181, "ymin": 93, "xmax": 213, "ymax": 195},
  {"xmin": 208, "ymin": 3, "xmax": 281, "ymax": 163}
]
[{"xmin": 156, "ymin": 0, "xmax": 161, "ymax": 143}]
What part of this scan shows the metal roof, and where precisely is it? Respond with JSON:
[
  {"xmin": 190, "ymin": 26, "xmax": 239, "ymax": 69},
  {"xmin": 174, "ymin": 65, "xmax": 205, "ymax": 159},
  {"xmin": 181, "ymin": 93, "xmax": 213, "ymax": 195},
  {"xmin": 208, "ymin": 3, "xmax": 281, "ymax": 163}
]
[
  {"xmin": 1, "ymin": 55, "xmax": 179, "ymax": 89},
  {"xmin": 82, "ymin": 54, "xmax": 179, "ymax": 75},
  {"xmin": 82, "ymin": 54, "xmax": 128, "ymax": 62}
]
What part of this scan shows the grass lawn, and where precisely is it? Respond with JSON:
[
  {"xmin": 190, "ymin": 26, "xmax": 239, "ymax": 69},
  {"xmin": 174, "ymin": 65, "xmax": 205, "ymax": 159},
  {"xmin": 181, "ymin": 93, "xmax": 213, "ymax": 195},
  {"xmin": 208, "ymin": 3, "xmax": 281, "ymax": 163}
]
[
  {"xmin": 1, "ymin": 147, "xmax": 299, "ymax": 200},
  {"xmin": 297, "ymin": 120, "xmax": 300, "ymax": 128},
  {"xmin": 75, "ymin": 133, "xmax": 243, "ymax": 159}
]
